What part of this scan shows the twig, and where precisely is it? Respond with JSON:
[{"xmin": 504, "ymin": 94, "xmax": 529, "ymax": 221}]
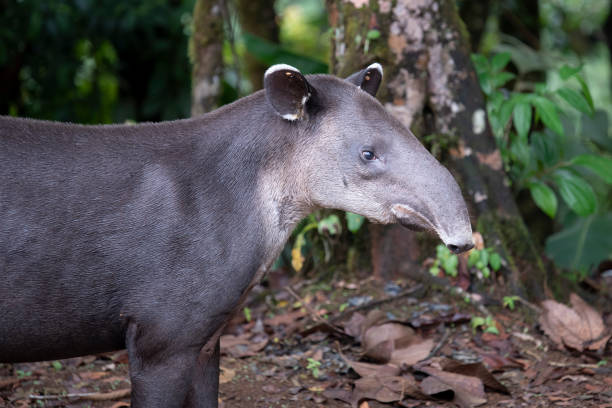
[
  {"xmin": 329, "ymin": 284, "xmax": 425, "ymax": 324},
  {"xmin": 284, "ymin": 286, "xmax": 345, "ymax": 335},
  {"xmin": 428, "ymin": 328, "xmax": 451, "ymax": 358},
  {"xmin": 29, "ymin": 389, "xmax": 130, "ymax": 401},
  {"xmin": 548, "ymin": 362, "xmax": 603, "ymax": 369}
]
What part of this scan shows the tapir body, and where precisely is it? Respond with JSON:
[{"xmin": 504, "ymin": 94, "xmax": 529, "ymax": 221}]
[{"xmin": 0, "ymin": 64, "xmax": 473, "ymax": 407}]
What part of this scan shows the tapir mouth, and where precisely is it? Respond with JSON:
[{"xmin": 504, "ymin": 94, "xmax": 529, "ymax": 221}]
[{"xmin": 391, "ymin": 204, "xmax": 438, "ymax": 234}]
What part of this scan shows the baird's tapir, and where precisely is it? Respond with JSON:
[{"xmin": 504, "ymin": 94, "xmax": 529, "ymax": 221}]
[{"xmin": 0, "ymin": 63, "xmax": 473, "ymax": 407}]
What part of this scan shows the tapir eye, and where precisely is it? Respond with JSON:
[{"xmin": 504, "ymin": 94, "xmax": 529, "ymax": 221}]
[{"xmin": 361, "ymin": 150, "xmax": 377, "ymax": 161}]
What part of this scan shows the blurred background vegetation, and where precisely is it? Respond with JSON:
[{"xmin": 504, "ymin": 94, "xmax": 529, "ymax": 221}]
[{"xmin": 1, "ymin": 0, "xmax": 611, "ymax": 289}]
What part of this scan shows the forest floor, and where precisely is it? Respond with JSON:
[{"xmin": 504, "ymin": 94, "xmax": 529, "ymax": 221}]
[{"xmin": 1, "ymin": 267, "xmax": 611, "ymax": 408}]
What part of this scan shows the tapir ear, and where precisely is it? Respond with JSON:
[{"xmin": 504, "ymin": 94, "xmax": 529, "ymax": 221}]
[
  {"xmin": 264, "ymin": 64, "xmax": 312, "ymax": 121},
  {"xmin": 346, "ymin": 62, "xmax": 383, "ymax": 97}
]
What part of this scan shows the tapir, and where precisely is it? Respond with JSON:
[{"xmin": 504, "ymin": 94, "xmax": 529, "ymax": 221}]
[{"xmin": 0, "ymin": 63, "xmax": 473, "ymax": 407}]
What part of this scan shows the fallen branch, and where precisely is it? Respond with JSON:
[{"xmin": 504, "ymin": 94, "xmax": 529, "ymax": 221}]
[
  {"xmin": 29, "ymin": 389, "xmax": 130, "ymax": 401},
  {"xmin": 329, "ymin": 284, "xmax": 425, "ymax": 324}
]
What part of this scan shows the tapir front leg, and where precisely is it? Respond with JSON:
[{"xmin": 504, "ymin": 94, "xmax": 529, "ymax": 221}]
[
  {"xmin": 185, "ymin": 340, "xmax": 220, "ymax": 408},
  {"xmin": 126, "ymin": 322, "xmax": 204, "ymax": 408}
]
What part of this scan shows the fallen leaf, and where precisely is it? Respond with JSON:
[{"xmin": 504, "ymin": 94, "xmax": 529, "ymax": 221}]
[
  {"xmin": 539, "ymin": 293, "xmax": 611, "ymax": 352},
  {"xmin": 441, "ymin": 360, "xmax": 509, "ymax": 394},
  {"xmin": 220, "ymin": 333, "xmax": 268, "ymax": 358},
  {"xmin": 419, "ymin": 366, "xmax": 487, "ymax": 408},
  {"xmin": 353, "ymin": 375, "xmax": 423, "ymax": 405},
  {"xmin": 219, "ymin": 366, "xmax": 235, "ymax": 384},
  {"xmin": 390, "ymin": 338, "xmax": 434, "ymax": 367},
  {"xmin": 79, "ymin": 371, "xmax": 108, "ymax": 380},
  {"xmin": 339, "ymin": 351, "xmax": 400, "ymax": 377},
  {"xmin": 264, "ymin": 310, "xmax": 306, "ymax": 327}
]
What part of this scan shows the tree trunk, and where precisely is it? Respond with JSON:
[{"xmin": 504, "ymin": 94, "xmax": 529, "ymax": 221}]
[
  {"xmin": 328, "ymin": 0, "xmax": 550, "ymax": 301},
  {"xmin": 236, "ymin": 0, "xmax": 279, "ymax": 90},
  {"xmin": 190, "ymin": 0, "xmax": 224, "ymax": 115}
]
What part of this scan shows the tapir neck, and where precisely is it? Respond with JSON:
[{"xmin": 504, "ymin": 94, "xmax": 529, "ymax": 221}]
[{"xmin": 188, "ymin": 91, "xmax": 313, "ymax": 263}]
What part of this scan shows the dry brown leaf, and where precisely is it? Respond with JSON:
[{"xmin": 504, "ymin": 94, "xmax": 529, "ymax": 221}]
[
  {"xmin": 220, "ymin": 333, "xmax": 268, "ymax": 358},
  {"xmin": 109, "ymin": 403, "xmax": 130, "ymax": 408},
  {"xmin": 419, "ymin": 366, "xmax": 487, "ymax": 408},
  {"xmin": 363, "ymin": 323, "xmax": 415, "ymax": 351},
  {"xmin": 390, "ymin": 338, "xmax": 434, "ymax": 367},
  {"xmin": 539, "ymin": 293, "xmax": 610, "ymax": 351},
  {"xmin": 441, "ymin": 360, "xmax": 509, "ymax": 394},
  {"xmin": 354, "ymin": 375, "xmax": 423, "ymax": 406},
  {"xmin": 79, "ymin": 371, "xmax": 108, "ymax": 380},
  {"xmin": 339, "ymin": 350, "xmax": 401, "ymax": 378},
  {"xmin": 219, "ymin": 366, "xmax": 235, "ymax": 384}
]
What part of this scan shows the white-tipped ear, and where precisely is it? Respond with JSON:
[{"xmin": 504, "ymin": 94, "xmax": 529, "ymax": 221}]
[
  {"xmin": 264, "ymin": 64, "xmax": 312, "ymax": 121},
  {"xmin": 346, "ymin": 62, "xmax": 383, "ymax": 97}
]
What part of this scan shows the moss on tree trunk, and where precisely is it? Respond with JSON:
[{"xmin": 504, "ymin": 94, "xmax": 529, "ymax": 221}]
[{"xmin": 328, "ymin": 0, "xmax": 551, "ymax": 301}]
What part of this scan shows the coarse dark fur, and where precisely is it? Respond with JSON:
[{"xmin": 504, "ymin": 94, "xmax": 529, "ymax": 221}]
[{"xmin": 1, "ymin": 68, "xmax": 473, "ymax": 407}]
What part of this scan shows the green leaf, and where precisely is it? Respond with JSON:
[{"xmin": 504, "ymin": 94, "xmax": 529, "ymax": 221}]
[
  {"xmin": 345, "ymin": 212, "xmax": 366, "ymax": 233},
  {"xmin": 491, "ymin": 52, "xmax": 512, "ymax": 72},
  {"xmin": 318, "ymin": 214, "xmax": 342, "ymax": 235},
  {"xmin": 366, "ymin": 29, "xmax": 381, "ymax": 40},
  {"xmin": 489, "ymin": 253, "xmax": 501, "ymax": 271},
  {"xmin": 499, "ymin": 99, "xmax": 515, "ymax": 128},
  {"xmin": 528, "ymin": 180, "xmax": 558, "ymax": 218},
  {"xmin": 575, "ymin": 75, "xmax": 594, "ymax": 111},
  {"xmin": 559, "ymin": 65, "xmax": 581, "ymax": 80},
  {"xmin": 513, "ymin": 102, "xmax": 532, "ymax": 140},
  {"xmin": 490, "ymin": 72, "xmax": 515, "ymax": 89},
  {"xmin": 552, "ymin": 169, "xmax": 597, "ymax": 216},
  {"xmin": 571, "ymin": 154, "xmax": 612, "ymax": 184},
  {"xmin": 468, "ymin": 250, "xmax": 479, "ymax": 267},
  {"xmin": 546, "ymin": 214, "xmax": 612, "ymax": 273},
  {"xmin": 471, "ymin": 54, "xmax": 489, "ymax": 75},
  {"xmin": 533, "ymin": 97, "xmax": 564, "ymax": 136},
  {"xmin": 557, "ymin": 87, "xmax": 592, "ymax": 115}
]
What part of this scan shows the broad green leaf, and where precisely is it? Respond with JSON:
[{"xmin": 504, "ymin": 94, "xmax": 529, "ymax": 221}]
[
  {"xmin": 491, "ymin": 52, "xmax": 512, "ymax": 72},
  {"xmin": 546, "ymin": 214, "xmax": 612, "ymax": 273},
  {"xmin": 490, "ymin": 72, "xmax": 515, "ymax": 89},
  {"xmin": 318, "ymin": 214, "xmax": 342, "ymax": 235},
  {"xmin": 513, "ymin": 102, "xmax": 532, "ymax": 139},
  {"xmin": 528, "ymin": 180, "xmax": 558, "ymax": 218},
  {"xmin": 533, "ymin": 97, "xmax": 564, "ymax": 136},
  {"xmin": 478, "ymin": 72, "xmax": 492, "ymax": 95},
  {"xmin": 552, "ymin": 169, "xmax": 597, "ymax": 216},
  {"xmin": 571, "ymin": 154, "xmax": 612, "ymax": 184},
  {"xmin": 559, "ymin": 65, "xmax": 581, "ymax": 80},
  {"xmin": 489, "ymin": 253, "xmax": 501, "ymax": 271},
  {"xmin": 509, "ymin": 132, "xmax": 530, "ymax": 165},
  {"xmin": 557, "ymin": 87, "xmax": 592, "ymax": 115},
  {"xmin": 532, "ymin": 130, "xmax": 560, "ymax": 167},
  {"xmin": 345, "ymin": 212, "xmax": 365, "ymax": 233},
  {"xmin": 471, "ymin": 54, "xmax": 489, "ymax": 75},
  {"xmin": 575, "ymin": 75, "xmax": 594, "ymax": 111}
]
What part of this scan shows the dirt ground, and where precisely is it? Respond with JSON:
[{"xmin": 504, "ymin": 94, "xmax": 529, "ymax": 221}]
[{"xmin": 1, "ymin": 271, "xmax": 611, "ymax": 408}]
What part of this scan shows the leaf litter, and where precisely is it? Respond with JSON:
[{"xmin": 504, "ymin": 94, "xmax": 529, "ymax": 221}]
[{"xmin": 1, "ymin": 277, "xmax": 611, "ymax": 407}]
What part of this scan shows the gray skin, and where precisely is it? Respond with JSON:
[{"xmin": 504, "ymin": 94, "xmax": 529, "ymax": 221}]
[{"xmin": 0, "ymin": 63, "xmax": 473, "ymax": 407}]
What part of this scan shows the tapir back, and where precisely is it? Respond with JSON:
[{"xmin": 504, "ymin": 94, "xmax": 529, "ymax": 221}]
[{"xmin": 0, "ymin": 114, "xmax": 268, "ymax": 362}]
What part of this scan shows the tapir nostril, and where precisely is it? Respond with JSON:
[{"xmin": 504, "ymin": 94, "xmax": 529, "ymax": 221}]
[{"xmin": 447, "ymin": 242, "xmax": 474, "ymax": 254}]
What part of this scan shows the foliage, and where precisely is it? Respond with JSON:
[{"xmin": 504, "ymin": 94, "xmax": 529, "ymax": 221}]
[
  {"xmin": 1, "ymin": 0, "xmax": 196, "ymax": 123},
  {"xmin": 471, "ymin": 315, "xmax": 499, "ymax": 335},
  {"xmin": 306, "ymin": 357, "xmax": 322, "ymax": 378},
  {"xmin": 429, "ymin": 245, "xmax": 459, "ymax": 277},
  {"xmin": 468, "ymin": 248, "xmax": 502, "ymax": 279},
  {"xmin": 473, "ymin": 51, "xmax": 612, "ymax": 275},
  {"xmin": 430, "ymin": 245, "xmax": 502, "ymax": 279},
  {"xmin": 502, "ymin": 296, "xmax": 520, "ymax": 310}
]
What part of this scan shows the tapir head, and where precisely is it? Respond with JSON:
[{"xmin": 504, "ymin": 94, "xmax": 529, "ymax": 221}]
[{"xmin": 263, "ymin": 63, "xmax": 474, "ymax": 254}]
